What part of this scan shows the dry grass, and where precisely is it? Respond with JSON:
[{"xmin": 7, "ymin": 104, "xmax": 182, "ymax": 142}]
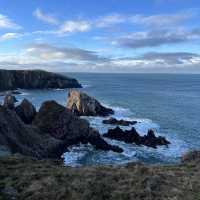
[{"xmin": 0, "ymin": 155, "xmax": 200, "ymax": 200}]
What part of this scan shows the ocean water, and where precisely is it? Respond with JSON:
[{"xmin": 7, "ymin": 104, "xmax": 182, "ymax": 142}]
[{"xmin": 1, "ymin": 73, "xmax": 200, "ymax": 166}]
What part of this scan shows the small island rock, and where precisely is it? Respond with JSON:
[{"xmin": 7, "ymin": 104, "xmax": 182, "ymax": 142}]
[
  {"xmin": 103, "ymin": 127, "xmax": 170, "ymax": 148},
  {"xmin": 103, "ymin": 117, "xmax": 137, "ymax": 126}
]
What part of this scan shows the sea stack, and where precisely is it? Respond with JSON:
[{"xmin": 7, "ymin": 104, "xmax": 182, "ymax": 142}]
[
  {"xmin": 67, "ymin": 90, "xmax": 114, "ymax": 116},
  {"xmin": 0, "ymin": 69, "xmax": 82, "ymax": 91}
]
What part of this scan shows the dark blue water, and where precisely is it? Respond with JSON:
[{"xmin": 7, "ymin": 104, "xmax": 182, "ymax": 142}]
[{"xmin": 1, "ymin": 73, "xmax": 200, "ymax": 165}]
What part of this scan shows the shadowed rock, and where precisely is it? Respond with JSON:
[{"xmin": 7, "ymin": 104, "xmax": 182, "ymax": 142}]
[
  {"xmin": 15, "ymin": 99, "xmax": 37, "ymax": 124},
  {"xmin": 0, "ymin": 69, "xmax": 82, "ymax": 91},
  {"xmin": 3, "ymin": 94, "xmax": 17, "ymax": 110},
  {"xmin": 103, "ymin": 127, "xmax": 170, "ymax": 148},
  {"xmin": 103, "ymin": 117, "xmax": 137, "ymax": 126},
  {"xmin": 33, "ymin": 101, "xmax": 123, "ymax": 153},
  {"xmin": 67, "ymin": 90, "xmax": 114, "ymax": 116},
  {"xmin": 0, "ymin": 105, "xmax": 66, "ymax": 159}
]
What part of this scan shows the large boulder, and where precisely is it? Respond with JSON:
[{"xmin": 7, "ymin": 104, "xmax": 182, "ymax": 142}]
[
  {"xmin": 103, "ymin": 127, "xmax": 170, "ymax": 148},
  {"xmin": 3, "ymin": 94, "xmax": 17, "ymax": 110},
  {"xmin": 67, "ymin": 90, "xmax": 114, "ymax": 116},
  {"xmin": 15, "ymin": 99, "xmax": 37, "ymax": 124},
  {"xmin": 0, "ymin": 105, "xmax": 67, "ymax": 159},
  {"xmin": 103, "ymin": 117, "xmax": 137, "ymax": 126},
  {"xmin": 33, "ymin": 101, "xmax": 123, "ymax": 153},
  {"xmin": 0, "ymin": 69, "xmax": 82, "ymax": 91}
]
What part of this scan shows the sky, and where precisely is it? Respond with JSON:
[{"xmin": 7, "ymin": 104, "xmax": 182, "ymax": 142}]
[{"xmin": 0, "ymin": 0, "xmax": 200, "ymax": 73}]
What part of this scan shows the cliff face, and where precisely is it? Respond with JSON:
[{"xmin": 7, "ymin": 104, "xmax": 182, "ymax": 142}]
[{"xmin": 0, "ymin": 69, "xmax": 81, "ymax": 91}]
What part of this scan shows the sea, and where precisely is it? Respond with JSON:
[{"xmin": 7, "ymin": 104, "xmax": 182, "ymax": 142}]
[{"xmin": 1, "ymin": 73, "xmax": 200, "ymax": 166}]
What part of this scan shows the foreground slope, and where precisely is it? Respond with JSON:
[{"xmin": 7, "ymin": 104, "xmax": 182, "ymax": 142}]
[{"xmin": 0, "ymin": 153, "xmax": 200, "ymax": 200}]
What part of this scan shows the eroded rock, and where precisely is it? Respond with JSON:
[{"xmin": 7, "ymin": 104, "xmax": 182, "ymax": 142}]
[
  {"xmin": 33, "ymin": 101, "xmax": 122, "ymax": 153},
  {"xmin": 103, "ymin": 127, "xmax": 170, "ymax": 148},
  {"xmin": 67, "ymin": 90, "xmax": 114, "ymax": 116},
  {"xmin": 0, "ymin": 105, "xmax": 66, "ymax": 159},
  {"xmin": 15, "ymin": 99, "xmax": 37, "ymax": 124},
  {"xmin": 103, "ymin": 117, "xmax": 137, "ymax": 126},
  {"xmin": 3, "ymin": 94, "xmax": 17, "ymax": 110}
]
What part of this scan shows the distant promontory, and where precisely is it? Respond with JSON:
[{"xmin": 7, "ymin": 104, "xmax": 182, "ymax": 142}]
[{"xmin": 0, "ymin": 69, "xmax": 82, "ymax": 91}]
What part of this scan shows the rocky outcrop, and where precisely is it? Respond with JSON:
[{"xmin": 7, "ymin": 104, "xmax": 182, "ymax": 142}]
[
  {"xmin": 67, "ymin": 90, "xmax": 114, "ymax": 116},
  {"xmin": 15, "ymin": 99, "xmax": 37, "ymax": 124},
  {"xmin": 33, "ymin": 101, "xmax": 123, "ymax": 153},
  {"xmin": 3, "ymin": 94, "xmax": 17, "ymax": 110},
  {"xmin": 0, "ymin": 105, "xmax": 66, "ymax": 159},
  {"xmin": 103, "ymin": 117, "xmax": 137, "ymax": 126},
  {"xmin": 0, "ymin": 97, "xmax": 123, "ymax": 159},
  {"xmin": 103, "ymin": 127, "xmax": 170, "ymax": 148},
  {"xmin": 0, "ymin": 69, "xmax": 82, "ymax": 91}
]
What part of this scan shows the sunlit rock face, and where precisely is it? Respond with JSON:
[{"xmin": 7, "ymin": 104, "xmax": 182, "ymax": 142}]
[{"xmin": 67, "ymin": 90, "xmax": 114, "ymax": 117}]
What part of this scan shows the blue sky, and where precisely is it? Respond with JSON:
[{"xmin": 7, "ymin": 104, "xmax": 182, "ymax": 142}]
[{"xmin": 0, "ymin": 0, "xmax": 200, "ymax": 73}]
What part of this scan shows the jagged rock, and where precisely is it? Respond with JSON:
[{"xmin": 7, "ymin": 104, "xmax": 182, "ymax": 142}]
[
  {"xmin": 103, "ymin": 127, "xmax": 170, "ymax": 148},
  {"xmin": 15, "ymin": 99, "xmax": 37, "ymax": 124},
  {"xmin": 0, "ymin": 69, "xmax": 82, "ymax": 91},
  {"xmin": 67, "ymin": 90, "xmax": 114, "ymax": 116},
  {"xmin": 3, "ymin": 94, "xmax": 17, "ymax": 109},
  {"xmin": 103, "ymin": 117, "xmax": 137, "ymax": 126},
  {"xmin": 0, "ymin": 105, "xmax": 67, "ymax": 159},
  {"xmin": 33, "ymin": 101, "xmax": 123, "ymax": 153}
]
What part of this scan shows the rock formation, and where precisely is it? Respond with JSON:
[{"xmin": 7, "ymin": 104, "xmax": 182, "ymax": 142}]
[
  {"xmin": 0, "ymin": 105, "xmax": 66, "ymax": 159},
  {"xmin": 0, "ymin": 97, "xmax": 123, "ymax": 159},
  {"xmin": 67, "ymin": 90, "xmax": 114, "ymax": 116},
  {"xmin": 0, "ymin": 69, "xmax": 82, "ymax": 91},
  {"xmin": 103, "ymin": 126, "xmax": 170, "ymax": 148},
  {"xmin": 103, "ymin": 117, "xmax": 137, "ymax": 126},
  {"xmin": 33, "ymin": 101, "xmax": 122, "ymax": 153},
  {"xmin": 15, "ymin": 99, "xmax": 37, "ymax": 124},
  {"xmin": 3, "ymin": 94, "xmax": 17, "ymax": 110}
]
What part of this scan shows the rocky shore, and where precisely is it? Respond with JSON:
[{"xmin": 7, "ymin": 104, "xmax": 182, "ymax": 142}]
[
  {"xmin": 0, "ymin": 69, "xmax": 81, "ymax": 91},
  {"xmin": 0, "ymin": 94, "xmax": 123, "ymax": 159}
]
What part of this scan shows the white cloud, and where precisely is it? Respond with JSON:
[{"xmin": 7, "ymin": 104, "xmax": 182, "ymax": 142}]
[
  {"xmin": 25, "ymin": 43, "xmax": 108, "ymax": 63},
  {"xmin": 130, "ymin": 12, "xmax": 193, "ymax": 27},
  {"xmin": 0, "ymin": 32, "xmax": 23, "ymax": 41},
  {"xmin": 96, "ymin": 14, "xmax": 126, "ymax": 28},
  {"xmin": 0, "ymin": 42, "xmax": 200, "ymax": 73},
  {"xmin": 59, "ymin": 20, "xmax": 91, "ymax": 33},
  {"xmin": 33, "ymin": 8, "xmax": 59, "ymax": 25},
  {"xmin": 113, "ymin": 28, "xmax": 200, "ymax": 49},
  {"xmin": 0, "ymin": 14, "xmax": 21, "ymax": 30}
]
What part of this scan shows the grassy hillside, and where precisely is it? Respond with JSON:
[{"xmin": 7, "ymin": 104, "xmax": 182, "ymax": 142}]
[{"xmin": 0, "ymin": 155, "xmax": 200, "ymax": 200}]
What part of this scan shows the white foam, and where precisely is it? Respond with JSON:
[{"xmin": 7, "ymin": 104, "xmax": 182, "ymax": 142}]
[{"xmin": 82, "ymin": 84, "xmax": 91, "ymax": 88}]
